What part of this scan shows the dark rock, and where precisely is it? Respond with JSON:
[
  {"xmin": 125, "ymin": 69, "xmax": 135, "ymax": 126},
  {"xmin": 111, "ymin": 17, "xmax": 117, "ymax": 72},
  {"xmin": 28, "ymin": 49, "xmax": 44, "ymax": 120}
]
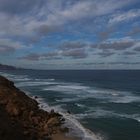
[
  {"xmin": 67, "ymin": 110, "xmax": 71, "ymax": 114},
  {"xmin": 34, "ymin": 96, "xmax": 38, "ymax": 99}
]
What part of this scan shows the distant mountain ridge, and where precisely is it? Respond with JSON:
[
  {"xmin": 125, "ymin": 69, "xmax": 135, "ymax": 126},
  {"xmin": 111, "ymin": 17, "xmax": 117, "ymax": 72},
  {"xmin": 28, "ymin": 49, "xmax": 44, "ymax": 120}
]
[{"xmin": 0, "ymin": 63, "xmax": 19, "ymax": 70}]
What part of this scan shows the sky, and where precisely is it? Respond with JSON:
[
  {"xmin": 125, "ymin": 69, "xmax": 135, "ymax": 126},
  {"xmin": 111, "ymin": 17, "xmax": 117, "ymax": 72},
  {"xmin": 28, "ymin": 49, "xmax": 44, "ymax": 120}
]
[{"xmin": 0, "ymin": 0, "xmax": 140, "ymax": 69}]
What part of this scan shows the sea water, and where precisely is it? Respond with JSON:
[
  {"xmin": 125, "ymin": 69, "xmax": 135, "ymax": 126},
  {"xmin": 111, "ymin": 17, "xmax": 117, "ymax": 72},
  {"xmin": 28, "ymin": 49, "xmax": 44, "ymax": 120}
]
[{"xmin": 0, "ymin": 70, "xmax": 140, "ymax": 140}]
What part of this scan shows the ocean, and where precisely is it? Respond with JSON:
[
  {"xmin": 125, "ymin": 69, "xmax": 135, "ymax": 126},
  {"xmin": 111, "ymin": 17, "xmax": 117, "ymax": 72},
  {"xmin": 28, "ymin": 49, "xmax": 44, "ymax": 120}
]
[{"xmin": 0, "ymin": 70, "xmax": 140, "ymax": 140}]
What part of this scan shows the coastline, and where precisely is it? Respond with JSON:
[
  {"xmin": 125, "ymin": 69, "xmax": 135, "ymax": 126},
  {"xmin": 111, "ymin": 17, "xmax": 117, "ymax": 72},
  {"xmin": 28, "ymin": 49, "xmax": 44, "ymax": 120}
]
[
  {"xmin": 1, "ymin": 69, "xmax": 140, "ymax": 140},
  {"xmin": 0, "ymin": 75, "xmax": 79, "ymax": 140}
]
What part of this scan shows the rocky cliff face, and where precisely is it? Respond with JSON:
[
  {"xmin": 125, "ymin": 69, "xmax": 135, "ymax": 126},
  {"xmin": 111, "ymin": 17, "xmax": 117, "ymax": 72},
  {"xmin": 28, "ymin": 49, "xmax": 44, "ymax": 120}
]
[{"xmin": 0, "ymin": 75, "xmax": 67, "ymax": 140}]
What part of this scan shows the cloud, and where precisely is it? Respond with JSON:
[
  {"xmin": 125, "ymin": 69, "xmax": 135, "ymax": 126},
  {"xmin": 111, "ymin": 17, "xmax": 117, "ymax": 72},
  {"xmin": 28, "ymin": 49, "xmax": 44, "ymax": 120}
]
[
  {"xmin": 0, "ymin": 0, "xmax": 136, "ymax": 38},
  {"xmin": 134, "ymin": 47, "xmax": 140, "ymax": 51},
  {"xmin": 20, "ymin": 38, "xmax": 139, "ymax": 62},
  {"xmin": 127, "ymin": 26, "xmax": 140, "ymax": 36},
  {"xmin": 61, "ymin": 48, "xmax": 88, "ymax": 59},
  {"xmin": 45, "ymin": 0, "xmax": 135, "ymax": 26},
  {"xmin": 0, "ymin": 0, "xmax": 43, "ymax": 15},
  {"xmin": 90, "ymin": 38, "xmax": 138, "ymax": 57},
  {"xmin": 20, "ymin": 52, "xmax": 61, "ymax": 61},
  {"xmin": 59, "ymin": 41, "xmax": 86, "ymax": 50},
  {"xmin": 80, "ymin": 62, "xmax": 105, "ymax": 65},
  {"xmin": 98, "ymin": 41, "xmax": 134, "ymax": 50},
  {"xmin": 21, "ymin": 53, "xmax": 40, "ymax": 61},
  {"xmin": 90, "ymin": 39, "xmax": 135, "ymax": 50},
  {"xmin": 108, "ymin": 62, "xmax": 140, "ymax": 65},
  {"xmin": 0, "ymin": 38, "xmax": 24, "ymax": 54},
  {"xmin": 57, "ymin": 41, "xmax": 88, "ymax": 59},
  {"xmin": 123, "ymin": 51, "xmax": 137, "ymax": 55},
  {"xmin": 98, "ymin": 51, "xmax": 114, "ymax": 57},
  {"xmin": 133, "ymin": 42, "xmax": 140, "ymax": 51},
  {"xmin": 21, "ymin": 47, "xmax": 88, "ymax": 61},
  {"xmin": 35, "ymin": 24, "xmax": 60, "ymax": 36},
  {"xmin": 79, "ymin": 61, "xmax": 140, "ymax": 66},
  {"xmin": 0, "ymin": 0, "xmax": 139, "ymax": 69},
  {"xmin": 0, "ymin": 0, "xmax": 47, "ymax": 38},
  {"xmin": 98, "ymin": 31, "xmax": 112, "ymax": 41},
  {"xmin": 109, "ymin": 9, "xmax": 140, "ymax": 24},
  {"xmin": 0, "ymin": 45, "xmax": 15, "ymax": 54},
  {"xmin": 98, "ymin": 27, "xmax": 115, "ymax": 41},
  {"xmin": 42, "ymin": 52, "xmax": 61, "ymax": 60}
]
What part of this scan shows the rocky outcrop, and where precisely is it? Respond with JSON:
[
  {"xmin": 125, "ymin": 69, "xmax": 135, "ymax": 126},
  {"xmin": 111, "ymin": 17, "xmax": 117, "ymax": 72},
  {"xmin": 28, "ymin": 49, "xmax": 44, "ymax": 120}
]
[{"xmin": 0, "ymin": 75, "xmax": 67, "ymax": 140}]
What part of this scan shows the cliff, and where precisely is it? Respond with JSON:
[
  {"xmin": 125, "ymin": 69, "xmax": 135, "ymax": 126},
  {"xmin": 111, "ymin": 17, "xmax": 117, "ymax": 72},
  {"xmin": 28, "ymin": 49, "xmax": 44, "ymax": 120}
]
[
  {"xmin": 0, "ymin": 75, "xmax": 69, "ymax": 140},
  {"xmin": 0, "ymin": 64, "xmax": 18, "ymax": 70}
]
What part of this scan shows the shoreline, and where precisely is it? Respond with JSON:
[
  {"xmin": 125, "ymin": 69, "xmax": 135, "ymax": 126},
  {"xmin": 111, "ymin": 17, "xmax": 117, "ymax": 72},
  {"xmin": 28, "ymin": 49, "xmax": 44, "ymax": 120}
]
[{"xmin": 0, "ymin": 75, "xmax": 79, "ymax": 140}]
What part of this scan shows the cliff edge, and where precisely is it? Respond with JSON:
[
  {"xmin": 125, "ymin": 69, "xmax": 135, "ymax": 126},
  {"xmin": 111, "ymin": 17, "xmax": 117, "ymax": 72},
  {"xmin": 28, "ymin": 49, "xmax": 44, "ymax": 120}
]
[{"xmin": 0, "ymin": 75, "xmax": 68, "ymax": 140}]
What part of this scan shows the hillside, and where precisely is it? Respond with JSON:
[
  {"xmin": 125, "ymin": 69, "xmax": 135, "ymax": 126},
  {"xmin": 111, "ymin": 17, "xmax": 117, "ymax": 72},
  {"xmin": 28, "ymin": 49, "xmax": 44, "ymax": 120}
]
[
  {"xmin": 0, "ymin": 75, "xmax": 76, "ymax": 140},
  {"xmin": 0, "ymin": 64, "xmax": 18, "ymax": 70}
]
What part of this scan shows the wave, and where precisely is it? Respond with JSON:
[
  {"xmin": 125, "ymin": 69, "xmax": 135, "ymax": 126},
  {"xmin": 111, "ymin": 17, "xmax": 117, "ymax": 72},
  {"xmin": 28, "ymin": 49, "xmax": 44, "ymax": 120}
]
[
  {"xmin": 0, "ymin": 72, "xmax": 31, "ymax": 82},
  {"xmin": 43, "ymin": 84, "xmax": 89, "ymax": 92},
  {"xmin": 54, "ymin": 85, "xmax": 89, "ymax": 90},
  {"xmin": 75, "ymin": 103, "xmax": 86, "ymax": 108},
  {"xmin": 0, "ymin": 72, "xmax": 56, "ymax": 87},
  {"xmin": 14, "ymin": 85, "xmax": 140, "ymax": 126},
  {"xmin": 75, "ymin": 108, "xmax": 140, "ymax": 123},
  {"xmin": 111, "ymin": 96, "xmax": 140, "ymax": 103},
  {"xmin": 1, "ymin": 71, "xmax": 140, "ymax": 140},
  {"xmin": 43, "ymin": 83, "xmax": 140, "ymax": 104},
  {"xmin": 31, "ymin": 95, "xmax": 103, "ymax": 140},
  {"xmin": 34, "ymin": 78, "xmax": 55, "ymax": 81},
  {"xmin": 16, "ymin": 81, "xmax": 58, "ymax": 87},
  {"xmin": 62, "ymin": 113, "xmax": 103, "ymax": 140},
  {"xmin": 14, "ymin": 78, "xmax": 31, "ymax": 81},
  {"xmin": 2, "ymin": 71, "xmax": 139, "ymax": 104}
]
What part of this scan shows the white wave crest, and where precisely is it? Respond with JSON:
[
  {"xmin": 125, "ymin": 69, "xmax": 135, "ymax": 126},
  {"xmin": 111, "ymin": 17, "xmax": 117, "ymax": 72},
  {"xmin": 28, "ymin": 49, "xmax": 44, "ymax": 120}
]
[
  {"xmin": 75, "ymin": 108, "xmax": 140, "ymax": 123},
  {"xmin": 43, "ymin": 83, "xmax": 140, "ymax": 104},
  {"xmin": 16, "ymin": 81, "xmax": 58, "ymax": 87},
  {"xmin": 31, "ymin": 95, "xmax": 104, "ymax": 140}
]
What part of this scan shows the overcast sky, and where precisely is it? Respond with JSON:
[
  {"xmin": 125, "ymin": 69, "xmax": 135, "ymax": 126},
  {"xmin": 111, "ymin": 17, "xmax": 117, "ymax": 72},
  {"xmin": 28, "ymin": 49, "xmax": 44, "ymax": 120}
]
[{"xmin": 0, "ymin": 0, "xmax": 140, "ymax": 69}]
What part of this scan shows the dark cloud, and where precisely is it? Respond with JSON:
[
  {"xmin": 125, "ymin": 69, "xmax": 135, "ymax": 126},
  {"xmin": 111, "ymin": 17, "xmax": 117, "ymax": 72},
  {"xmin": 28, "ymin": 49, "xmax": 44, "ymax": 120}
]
[
  {"xmin": 134, "ymin": 47, "xmax": 140, "ymax": 51},
  {"xmin": 35, "ymin": 25, "xmax": 58, "ymax": 36},
  {"xmin": 99, "ymin": 41, "xmax": 134, "ymax": 50},
  {"xmin": 62, "ymin": 49, "xmax": 88, "ymax": 59},
  {"xmin": 0, "ymin": 45, "xmax": 15, "ymax": 54},
  {"xmin": 0, "ymin": 0, "xmax": 43, "ymax": 15},
  {"xmin": 21, "ymin": 48, "xmax": 88, "ymax": 61},
  {"xmin": 20, "ymin": 52, "xmax": 61, "ymax": 61},
  {"xmin": 21, "ymin": 53, "xmax": 40, "ymax": 61},
  {"xmin": 98, "ymin": 27, "xmax": 115, "ymax": 41},
  {"xmin": 42, "ymin": 52, "xmax": 61, "ymax": 60},
  {"xmin": 91, "ymin": 41, "xmax": 137, "ymax": 57},
  {"xmin": 123, "ymin": 51, "xmax": 137, "ymax": 55},
  {"xmin": 60, "ymin": 41, "xmax": 86, "ymax": 50},
  {"xmin": 90, "ymin": 43, "xmax": 99, "ymax": 49},
  {"xmin": 96, "ymin": 41, "xmax": 135, "ymax": 50},
  {"xmin": 98, "ymin": 51, "xmax": 114, "ymax": 57}
]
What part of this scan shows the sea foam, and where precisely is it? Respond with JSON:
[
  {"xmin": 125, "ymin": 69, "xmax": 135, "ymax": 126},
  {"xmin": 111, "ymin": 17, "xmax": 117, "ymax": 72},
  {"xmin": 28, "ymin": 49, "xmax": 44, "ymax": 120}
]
[{"xmin": 33, "ymin": 95, "xmax": 104, "ymax": 140}]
